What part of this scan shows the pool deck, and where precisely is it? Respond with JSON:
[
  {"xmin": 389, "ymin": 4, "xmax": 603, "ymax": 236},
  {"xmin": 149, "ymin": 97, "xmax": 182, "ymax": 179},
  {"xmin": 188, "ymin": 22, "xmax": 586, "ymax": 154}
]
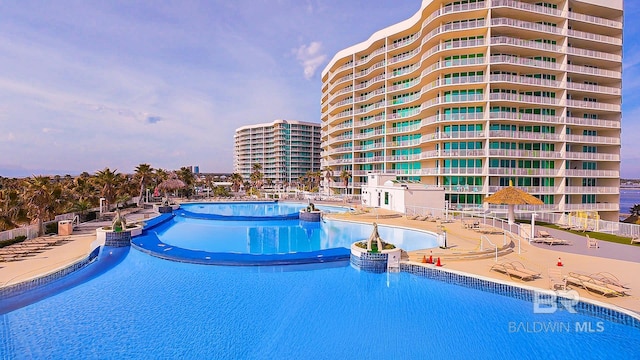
[{"xmin": 2, "ymin": 204, "xmax": 639, "ymax": 316}]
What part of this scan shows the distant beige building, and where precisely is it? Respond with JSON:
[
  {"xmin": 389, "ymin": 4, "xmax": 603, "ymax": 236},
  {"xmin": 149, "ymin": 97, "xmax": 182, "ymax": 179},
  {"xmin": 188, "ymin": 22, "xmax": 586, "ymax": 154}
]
[
  {"xmin": 321, "ymin": 0, "xmax": 622, "ymax": 220},
  {"xmin": 234, "ymin": 120, "xmax": 321, "ymax": 185}
]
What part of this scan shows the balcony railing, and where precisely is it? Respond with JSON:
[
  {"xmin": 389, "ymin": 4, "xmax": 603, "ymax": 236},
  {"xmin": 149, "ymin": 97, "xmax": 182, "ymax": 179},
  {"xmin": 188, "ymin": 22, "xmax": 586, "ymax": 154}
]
[
  {"xmin": 489, "ymin": 186, "xmax": 558, "ymax": 194},
  {"xmin": 564, "ymin": 152, "xmax": 619, "ymax": 161},
  {"xmin": 565, "ymin": 186, "xmax": 619, "ymax": 194},
  {"xmin": 565, "ymin": 117, "xmax": 620, "ymax": 128},
  {"xmin": 566, "ymin": 82, "xmax": 620, "ymax": 95},
  {"xmin": 566, "ymin": 47, "xmax": 621, "ymax": 62},
  {"xmin": 489, "ymin": 111, "xmax": 561, "ymax": 124},
  {"xmin": 566, "ymin": 100, "xmax": 620, "ymax": 112},
  {"xmin": 490, "ymin": 74, "xmax": 559, "ymax": 88},
  {"xmin": 489, "ymin": 149, "xmax": 561, "ymax": 159},
  {"xmin": 564, "ymin": 134, "xmax": 620, "ymax": 145},
  {"xmin": 567, "ymin": 11, "xmax": 622, "ymax": 29},
  {"xmin": 491, "ymin": 17, "xmax": 562, "ymax": 35},
  {"xmin": 488, "ymin": 168, "xmax": 557, "ymax": 176},
  {"xmin": 567, "ymin": 29, "xmax": 621, "ymax": 46},
  {"xmin": 490, "ymin": 55, "xmax": 560, "ymax": 70},
  {"xmin": 565, "ymin": 169, "xmax": 619, "ymax": 177},
  {"xmin": 492, "ymin": 0, "xmax": 562, "ymax": 17},
  {"xmin": 489, "ymin": 93, "xmax": 560, "ymax": 105},
  {"xmin": 566, "ymin": 64, "xmax": 620, "ymax": 79},
  {"xmin": 564, "ymin": 203, "xmax": 619, "ymax": 211},
  {"xmin": 491, "ymin": 36, "xmax": 561, "ymax": 53}
]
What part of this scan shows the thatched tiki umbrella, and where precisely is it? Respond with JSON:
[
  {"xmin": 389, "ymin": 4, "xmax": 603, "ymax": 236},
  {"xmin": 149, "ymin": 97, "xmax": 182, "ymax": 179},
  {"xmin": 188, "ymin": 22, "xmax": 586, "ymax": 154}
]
[
  {"xmin": 483, "ymin": 182, "xmax": 543, "ymax": 225},
  {"xmin": 157, "ymin": 173, "xmax": 186, "ymax": 202}
]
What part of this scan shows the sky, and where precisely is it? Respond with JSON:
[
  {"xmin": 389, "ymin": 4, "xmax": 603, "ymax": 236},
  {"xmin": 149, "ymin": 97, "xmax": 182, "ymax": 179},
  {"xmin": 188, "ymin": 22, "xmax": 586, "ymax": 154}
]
[{"xmin": 0, "ymin": 0, "xmax": 638, "ymax": 178}]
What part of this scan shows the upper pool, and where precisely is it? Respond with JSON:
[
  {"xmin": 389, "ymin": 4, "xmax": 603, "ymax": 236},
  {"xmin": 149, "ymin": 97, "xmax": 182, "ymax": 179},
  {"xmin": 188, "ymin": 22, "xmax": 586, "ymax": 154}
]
[{"xmin": 135, "ymin": 202, "xmax": 439, "ymax": 265}]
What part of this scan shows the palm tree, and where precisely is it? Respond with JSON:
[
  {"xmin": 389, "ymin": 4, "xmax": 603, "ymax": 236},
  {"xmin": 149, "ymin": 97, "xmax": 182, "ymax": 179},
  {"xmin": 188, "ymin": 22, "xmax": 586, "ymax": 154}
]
[
  {"xmin": 94, "ymin": 168, "xmax": 121, "ymax": 211},
  {"xmin": 230, "ymin": 173, "xmax": 243, "ymax": 193},
  {"xmin": 340, "ymin": 169, "xmax": 352, "ymax": 195},
  {"xmin": 177, "ymin": 167, "xmax": 196, "ymax": 198},
  {"xmin": 250, "ymin": 163, "xmax": 264, "ymax": 190},
  {"xmin": 134, "ymin": 163, "xmax": 154, "ymax": 206},
  {"xmin": 23, "ymin": 175, "xmax": 56, "ymax": 236}
]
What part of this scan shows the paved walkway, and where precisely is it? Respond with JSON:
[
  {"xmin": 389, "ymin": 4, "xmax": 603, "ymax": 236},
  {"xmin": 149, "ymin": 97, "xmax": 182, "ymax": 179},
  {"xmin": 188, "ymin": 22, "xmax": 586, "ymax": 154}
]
[{"xmin": 531, "ymin": 227, "xmax": 640, "ymax": 263}]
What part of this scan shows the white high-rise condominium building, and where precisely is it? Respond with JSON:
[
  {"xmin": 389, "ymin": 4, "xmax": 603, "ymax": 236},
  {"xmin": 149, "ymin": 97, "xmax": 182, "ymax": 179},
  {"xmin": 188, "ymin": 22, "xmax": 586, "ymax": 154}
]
[
  {"xmin": 321, "ymin": 0, "xmax": 622, "ymax": 220},
  {"xmin": 234, "ymin": 120, "xmax": 322, "ymax": 186}
]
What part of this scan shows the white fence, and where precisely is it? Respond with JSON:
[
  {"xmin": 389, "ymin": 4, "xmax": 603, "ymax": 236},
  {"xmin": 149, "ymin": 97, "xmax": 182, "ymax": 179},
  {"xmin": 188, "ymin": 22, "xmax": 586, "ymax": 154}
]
[{"xmin": 405, "ymin": 205, "xmax": 640, "ymax": 239}]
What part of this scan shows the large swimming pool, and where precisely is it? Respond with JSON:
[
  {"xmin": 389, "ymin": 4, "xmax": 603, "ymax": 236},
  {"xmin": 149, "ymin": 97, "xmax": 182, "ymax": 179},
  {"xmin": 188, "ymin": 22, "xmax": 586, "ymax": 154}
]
[{"xmin": 1, "ymin": 202, "xmax": 639, "ymax": 358}]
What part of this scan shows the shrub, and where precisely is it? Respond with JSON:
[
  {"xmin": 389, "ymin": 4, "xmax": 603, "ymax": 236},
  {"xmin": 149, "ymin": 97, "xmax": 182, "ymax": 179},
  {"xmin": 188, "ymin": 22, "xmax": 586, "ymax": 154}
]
[
  {"xmin": 0, "ymin": 235, "xmax": 27, "ymax": 248},
  {"xmin": 45, "ymin": 222, "xmax": 58, "ymax": 235}
]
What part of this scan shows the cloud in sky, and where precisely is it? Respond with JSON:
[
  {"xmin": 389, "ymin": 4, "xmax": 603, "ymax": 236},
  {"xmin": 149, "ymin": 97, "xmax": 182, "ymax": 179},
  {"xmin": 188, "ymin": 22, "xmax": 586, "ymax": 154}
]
[
  {"xmin": 294, "ymin": 41, "xmax": 327, "ymax": 80},
  {"xmin": 0, "ymin": 1, "xmax": 637, "ymax": 179}
]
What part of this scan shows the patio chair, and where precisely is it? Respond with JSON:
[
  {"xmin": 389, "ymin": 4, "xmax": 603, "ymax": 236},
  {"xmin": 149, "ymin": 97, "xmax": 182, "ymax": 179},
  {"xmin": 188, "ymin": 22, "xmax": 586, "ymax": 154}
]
[
  {"xmin": 548, "ymin": 268, "xmax": 566, "ymax": 291},
  {"xmin": 631, "ymin": 236, "xmax": 640, "ymax": 245},
  {"xmin": 586, "ymin": 235, "xmax": 599, "ymax": 249},
  {"xmin": 537, "ymin": 230, "xmax": 552, "ymax": 238}
]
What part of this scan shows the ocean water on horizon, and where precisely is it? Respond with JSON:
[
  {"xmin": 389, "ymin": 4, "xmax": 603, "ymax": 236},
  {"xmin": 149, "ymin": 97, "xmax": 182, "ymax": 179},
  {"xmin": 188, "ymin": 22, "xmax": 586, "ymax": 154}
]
[{"xmin": 620, "ymin": 188, "xmax": 640, "ymax": 214}]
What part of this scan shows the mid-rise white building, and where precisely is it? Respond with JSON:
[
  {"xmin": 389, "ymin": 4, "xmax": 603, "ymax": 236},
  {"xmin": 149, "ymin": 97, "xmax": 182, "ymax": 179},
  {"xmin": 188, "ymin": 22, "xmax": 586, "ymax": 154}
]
[
  {"xmin": 234, "ymin": 120, "xmax": 321, "ymax": 186},
  {"xmin": 321, "ymin": 0, "xmax": 622, "ymax": 220}
]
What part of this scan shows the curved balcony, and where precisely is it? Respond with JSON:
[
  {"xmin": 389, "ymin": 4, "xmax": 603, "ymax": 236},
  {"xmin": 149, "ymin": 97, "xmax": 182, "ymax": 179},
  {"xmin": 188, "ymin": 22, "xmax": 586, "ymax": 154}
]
[
  {"xmin": 565, "ymin": 117, "xmax": 620, "ymax": 129},
  {"xmin": 564, "ymin": 203, "xmax": 619, "ymax": 211},
  {"xmin": 491, "ymin": 17, "xmax": 562, "ymax": 36},
  {"xmin": 490, "ymin": 54, "xmax": 561, "ymax": 70},
  {"xmin": 387, "ymin": 123, "xmax": 422, "ymax": 135},
  {"xmin": 422, "ymin": 1, "xmax": 488, "ymax": 32},
  {"xmin": 489, "ymin": 74, "xmax": 559, "ymax": 88},
  {"xmin": 564, "ymin": 169, "xmax": 619, "ymax": 177},
  {"xmin": 489, "ymin": 149, "xmax": 561, "ymax": 159},
  {"xmin": 489, "ymin": 130, "xmax": 561, "ymax": 141},
  {"xmin": 566, "ymin": 64, "xmax": 621, "ymax": 79},
  {"xmin": 489, "ymin": 112, "xmax": 561, "ymax": 124},
  {"xmin": 354, "ymin": 129, "xmax": 385, "ymax": 140},
  {"xmin": 488, "ymin": 168, "xmax": 557, "ymax": 176},
  {"xmin": 489, "ymin": 93, "xmax": 560, "ymax": 106},
  {"xmin": 354, "ymin": 60, "xmax": 386, "ymax": 80},
  {"xmin": 421, "ymin": 19, "xmax": 486, "ymax": 48},
  {"xmin": 489, "ymin": 186, "xmax": 558, "ymax": 194},
  {"xmin": 567, "ymin": 29, "xmax": 621, "ymax": 46},
  {"xmin": 491, "ymin": 36, "xmax": 561, "ymax": 53},
  {"xmin": 565, "ymin": 152, "xmax": 619, "ymax": 161},
  {"xmin": 491, "ymin": 0, "xmax": 562, "ymax": 18},
  {"xmin": 354, "ymin": 73, "xmax": 387, "ymax": 91},
  {"xmin": 567, "ymin": 11, "xmax": 622, "ymax": 29},
  {"xmin": 566, "ymin": 82, "xmax": 620, "ymax": 96},
  {"xmin": 566, "ymin": 47, "xmax": 621, "ymax": 63},
  {"xmin": 566, "ymin": 99, "xmax": 620, "ymax": 112},
  {"xmin": 564, "ymin": 134, "xmax": 620, "ymax": 145},
  {"xmin": 354, "ymin": 100, "xmax": 386, "ymax": 116},
  {"xmin": 390, "ymin": 32, "xmax": 421, "ymax": 51},
  {"xmin": 565, "ymin": 186, "xmax": 619, "ymax": 194}
]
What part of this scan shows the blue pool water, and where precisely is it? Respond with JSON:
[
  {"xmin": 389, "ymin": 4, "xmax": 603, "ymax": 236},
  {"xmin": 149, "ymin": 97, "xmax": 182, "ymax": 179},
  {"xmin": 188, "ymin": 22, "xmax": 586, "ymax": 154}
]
[
  {"xmin": 1, "ymin": 250, "xmax": 639, "ymax": 359},
  {"xmin": 155, "ymin": 217, "xmax": 436, "ymax": 254},
  {"xmin": 179, "ymin": 202, "xmax": 346, "ymax": 217},
  {"xmin": 1, "ymin": 202, "xmax": 639, "ymax": 358}
]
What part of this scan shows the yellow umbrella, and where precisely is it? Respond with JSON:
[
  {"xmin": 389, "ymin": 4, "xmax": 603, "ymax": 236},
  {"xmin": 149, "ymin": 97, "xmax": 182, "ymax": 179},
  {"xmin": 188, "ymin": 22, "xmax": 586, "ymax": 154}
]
[{"xmin": 483, "ymin": 181, "xmax": 543, "ymax": 224}]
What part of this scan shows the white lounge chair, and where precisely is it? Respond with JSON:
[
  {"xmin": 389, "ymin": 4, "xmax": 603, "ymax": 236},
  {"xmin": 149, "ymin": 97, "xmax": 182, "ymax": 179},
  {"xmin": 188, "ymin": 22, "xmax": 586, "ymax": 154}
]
[
  {"xmin": 490, "ymin": 262, "xmax": 539, "ymax": 281},
  {"xmin": 565, "ymin": 272, "xmax": 629, "ymax": 297},
  {"xmin": 548, "ymin": 268, "xmax": 566, "ymax": 291}
]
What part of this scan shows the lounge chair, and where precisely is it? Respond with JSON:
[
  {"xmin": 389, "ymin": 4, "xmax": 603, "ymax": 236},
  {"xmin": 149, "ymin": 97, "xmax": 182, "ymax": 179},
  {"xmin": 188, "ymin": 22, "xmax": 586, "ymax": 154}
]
[
  {"xmin": 631, "ymin": 236, "xmax": 640, "ymax": 245},
  {"xmin": 509, "ymin": 262, "xmax": 541, "ymax": 278},
  {"xmin": 406, "ymin": 214, "xmax": 420, "ymax": 220},
  {"xmin": 586, "ymin": 235, "xmax": 599, "ymax": 249},
  {"xmin": 537, "ymin": 230, "xmax": 552, "ymax": 238},
  {"xmin": 564, "ymin": 272, "xmax": 629, "ymax": 297},
  {"xmin": 490, "ymin": 262, "xmax": 539, "ymax": 281},
  {"xmin": 539, "ymin": 236, "xmax": 572, "ymax": 246},
  {"xmin": 548, "ymin": 268, "xmax": 566, "ymax": 290}
]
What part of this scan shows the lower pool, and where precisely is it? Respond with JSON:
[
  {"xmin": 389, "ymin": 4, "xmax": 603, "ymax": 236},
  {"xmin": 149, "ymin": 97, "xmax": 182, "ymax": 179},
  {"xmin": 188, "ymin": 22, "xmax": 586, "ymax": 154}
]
[{"xmin": 1, "ymin": 249, "xmax": 638, "ymax": 359}]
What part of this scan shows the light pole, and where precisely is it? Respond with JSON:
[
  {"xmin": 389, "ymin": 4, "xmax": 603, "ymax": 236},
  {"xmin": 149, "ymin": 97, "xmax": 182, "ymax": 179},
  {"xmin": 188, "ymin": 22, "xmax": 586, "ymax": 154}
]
[{"xmin": 146, "ymin": 189, "xmax": 150, "ymax": 203}]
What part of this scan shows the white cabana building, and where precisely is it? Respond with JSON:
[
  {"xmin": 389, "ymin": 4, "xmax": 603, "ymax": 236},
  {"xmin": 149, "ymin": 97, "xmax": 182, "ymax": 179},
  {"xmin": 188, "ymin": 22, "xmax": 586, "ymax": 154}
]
[{"xmin": 360, "ymin": 174, "xmax": 445, "ymax": 214}]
